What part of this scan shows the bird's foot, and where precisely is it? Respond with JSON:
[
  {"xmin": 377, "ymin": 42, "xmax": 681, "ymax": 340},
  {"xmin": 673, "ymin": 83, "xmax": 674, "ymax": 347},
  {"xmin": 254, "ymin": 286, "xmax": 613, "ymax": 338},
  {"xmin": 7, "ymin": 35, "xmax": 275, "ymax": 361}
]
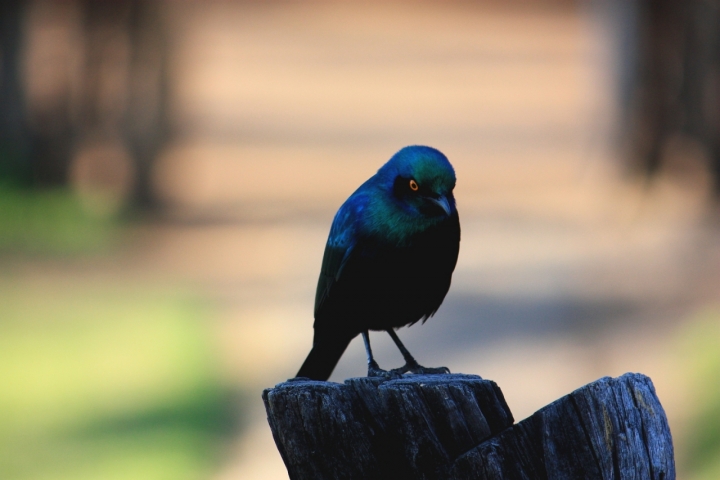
[
  {"xmin": 393, "ymin": 360, "xmax": 451, "ymax": 376},
  {"xmin": 409, "ymin": 365, "xmax": 451, "ymax": 375},
  {"xmin": 367, "ymin": 360, "xmax": 402, "ymax": 379}
]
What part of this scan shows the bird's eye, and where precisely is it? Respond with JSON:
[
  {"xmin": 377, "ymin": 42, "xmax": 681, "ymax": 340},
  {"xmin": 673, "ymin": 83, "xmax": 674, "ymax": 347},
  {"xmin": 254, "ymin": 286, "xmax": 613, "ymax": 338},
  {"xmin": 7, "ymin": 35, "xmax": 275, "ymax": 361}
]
[{"xmin": 409, "ymin": 179, "xmax": 419, "ymax": 191}]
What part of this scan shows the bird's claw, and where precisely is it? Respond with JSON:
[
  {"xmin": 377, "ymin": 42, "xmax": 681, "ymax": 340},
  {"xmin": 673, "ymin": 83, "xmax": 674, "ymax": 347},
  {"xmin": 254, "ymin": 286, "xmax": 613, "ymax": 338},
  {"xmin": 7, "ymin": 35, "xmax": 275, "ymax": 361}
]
[
  {"xmin": 367, "ymin": 361, "xmax": 402, "ymax": 379},
  {"xmin": 409, "ymin": 365, "xmax": 451, "ymax": 375},
  {"xmin": 395, "ymin": 361, "xmax": 450, "ymax": 376},
  {"xmin": 367, "ymin": 359, "xmax": 450, "ymax": 378}
]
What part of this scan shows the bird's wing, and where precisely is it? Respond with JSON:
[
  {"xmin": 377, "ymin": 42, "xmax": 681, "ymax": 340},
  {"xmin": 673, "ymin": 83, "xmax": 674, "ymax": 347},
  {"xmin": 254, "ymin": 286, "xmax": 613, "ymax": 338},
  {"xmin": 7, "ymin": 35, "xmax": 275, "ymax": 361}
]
[{"xmin": 313, "ymin": 201, "xmax": 358, "ymax": 317}]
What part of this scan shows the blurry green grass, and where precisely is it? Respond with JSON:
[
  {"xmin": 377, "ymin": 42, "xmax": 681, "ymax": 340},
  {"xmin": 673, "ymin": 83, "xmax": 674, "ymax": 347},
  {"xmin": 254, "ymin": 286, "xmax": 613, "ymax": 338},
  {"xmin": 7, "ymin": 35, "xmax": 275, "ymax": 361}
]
[
  {"xmin": 0, "ymin": 187, "xmax": 117, "ymax": 255},
  {"xmin": 681, "ymin": 307, "xmax": 720, "ymax": 480},
  {"xmin": 0, "ymin": 286, "xmax": 239, "ymax": 480}
]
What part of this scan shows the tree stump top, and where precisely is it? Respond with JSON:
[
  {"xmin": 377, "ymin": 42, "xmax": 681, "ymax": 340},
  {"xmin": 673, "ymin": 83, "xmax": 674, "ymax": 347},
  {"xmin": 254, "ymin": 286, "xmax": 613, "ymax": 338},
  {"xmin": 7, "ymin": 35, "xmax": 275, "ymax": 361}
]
[{"xmin": 263, "ymin": 373, "xmax": 675, "ymax": 480}]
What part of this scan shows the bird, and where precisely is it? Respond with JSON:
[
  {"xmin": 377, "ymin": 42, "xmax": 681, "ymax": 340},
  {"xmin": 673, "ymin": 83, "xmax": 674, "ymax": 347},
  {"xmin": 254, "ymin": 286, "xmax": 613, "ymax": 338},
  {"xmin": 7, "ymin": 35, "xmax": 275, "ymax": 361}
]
[{"xmin": 296, "ymin": 145, "xmax": 460, "ymax": 381}]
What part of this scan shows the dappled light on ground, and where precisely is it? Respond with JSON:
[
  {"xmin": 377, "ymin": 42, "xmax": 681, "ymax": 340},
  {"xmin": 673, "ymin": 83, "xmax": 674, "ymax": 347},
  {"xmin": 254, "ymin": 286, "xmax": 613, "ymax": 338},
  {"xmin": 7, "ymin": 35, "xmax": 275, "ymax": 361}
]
[{"xmin": 0, "ymin": 284, "xmax": 240, "ymax": 480}]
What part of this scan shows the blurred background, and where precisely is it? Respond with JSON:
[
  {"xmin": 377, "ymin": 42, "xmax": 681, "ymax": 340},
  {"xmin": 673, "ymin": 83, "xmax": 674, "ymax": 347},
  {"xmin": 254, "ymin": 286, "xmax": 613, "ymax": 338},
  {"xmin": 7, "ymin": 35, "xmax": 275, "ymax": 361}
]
[{"xmin": 1, "ymin": 0, "xmax": 720, "ymax": 478}]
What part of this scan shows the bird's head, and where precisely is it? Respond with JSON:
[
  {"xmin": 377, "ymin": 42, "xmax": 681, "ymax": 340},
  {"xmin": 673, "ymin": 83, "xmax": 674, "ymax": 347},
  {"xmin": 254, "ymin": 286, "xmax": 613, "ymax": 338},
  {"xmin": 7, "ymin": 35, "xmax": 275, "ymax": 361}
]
[{"xmin": 377, "ymin": 145, "xmax": 457, "ymax": 220}]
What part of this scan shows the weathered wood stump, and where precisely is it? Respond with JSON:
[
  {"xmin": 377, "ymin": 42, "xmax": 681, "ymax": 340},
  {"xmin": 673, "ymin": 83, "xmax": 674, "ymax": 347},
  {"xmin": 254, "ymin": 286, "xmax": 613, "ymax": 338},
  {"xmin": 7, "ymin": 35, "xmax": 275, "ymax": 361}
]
[{"xmin": 263, "ymin": 373, "xmax": 675, "ymax": 479}]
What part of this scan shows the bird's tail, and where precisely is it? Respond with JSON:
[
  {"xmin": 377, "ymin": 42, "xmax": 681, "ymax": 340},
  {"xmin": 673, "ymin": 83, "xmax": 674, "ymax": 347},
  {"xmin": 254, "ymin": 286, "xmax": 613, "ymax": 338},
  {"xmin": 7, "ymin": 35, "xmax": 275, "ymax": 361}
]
[{"xmin": 296, "ymin": 335, "xmax": 353, "ymax": 381}]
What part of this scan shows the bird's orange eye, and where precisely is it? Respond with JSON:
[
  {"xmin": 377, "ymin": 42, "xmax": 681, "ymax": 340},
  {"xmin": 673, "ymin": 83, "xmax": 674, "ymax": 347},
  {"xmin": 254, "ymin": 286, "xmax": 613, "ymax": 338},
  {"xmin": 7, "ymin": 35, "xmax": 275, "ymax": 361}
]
[{"xmin": 409, "ymin": 179, "xmax": 419, "ymax": 191}]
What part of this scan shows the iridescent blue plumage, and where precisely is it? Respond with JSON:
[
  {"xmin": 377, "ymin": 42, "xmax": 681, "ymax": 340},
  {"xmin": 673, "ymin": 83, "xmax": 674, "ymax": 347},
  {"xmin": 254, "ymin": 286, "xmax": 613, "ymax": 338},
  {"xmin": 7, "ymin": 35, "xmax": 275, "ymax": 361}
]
[{"xmin": 297, "ymin": 146, "xmax": 460, "ymax": 381}]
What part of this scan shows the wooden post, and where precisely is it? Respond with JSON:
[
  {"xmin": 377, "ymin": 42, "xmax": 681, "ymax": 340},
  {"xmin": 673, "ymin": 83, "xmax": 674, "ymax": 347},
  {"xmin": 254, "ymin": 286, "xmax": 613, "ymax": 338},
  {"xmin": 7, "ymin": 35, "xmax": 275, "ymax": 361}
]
[{"xmin": 263, "ymin": 373, "xmax": 675, "ymax": 479}]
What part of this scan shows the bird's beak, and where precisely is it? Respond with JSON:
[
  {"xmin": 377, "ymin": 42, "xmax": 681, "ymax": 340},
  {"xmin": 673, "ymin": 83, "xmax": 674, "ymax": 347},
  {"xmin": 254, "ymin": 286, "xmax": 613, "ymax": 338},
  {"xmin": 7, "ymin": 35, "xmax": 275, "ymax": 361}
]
[{"xmin": 429, "ymin": 195, "xmax": 452, "ymax": 216}]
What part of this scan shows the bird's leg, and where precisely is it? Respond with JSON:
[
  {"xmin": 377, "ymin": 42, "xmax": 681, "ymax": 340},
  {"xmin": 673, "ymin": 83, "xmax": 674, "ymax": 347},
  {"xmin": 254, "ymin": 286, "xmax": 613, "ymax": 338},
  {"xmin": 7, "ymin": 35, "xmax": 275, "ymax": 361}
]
[
  {"xmin": 386, "ymin": 329, "xmax": 450, "ymax": 375},
  {"xmin": 363, "ymin": 331, "xmax": 397, "ymax": 378}
]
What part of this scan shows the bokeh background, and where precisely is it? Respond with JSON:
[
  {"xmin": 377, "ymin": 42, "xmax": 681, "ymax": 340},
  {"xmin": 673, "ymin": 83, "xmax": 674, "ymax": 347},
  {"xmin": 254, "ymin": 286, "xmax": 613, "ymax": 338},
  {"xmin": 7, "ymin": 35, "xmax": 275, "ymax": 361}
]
[{"xmin": 2, "ymin": 0, "xmax": 720, "ymax": 478}]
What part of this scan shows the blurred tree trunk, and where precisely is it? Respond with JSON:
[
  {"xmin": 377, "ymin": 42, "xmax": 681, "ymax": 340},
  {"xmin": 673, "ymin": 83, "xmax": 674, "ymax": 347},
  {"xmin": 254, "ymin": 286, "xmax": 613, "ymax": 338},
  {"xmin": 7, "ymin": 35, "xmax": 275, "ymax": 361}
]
[
  {"xmin": 626, "ymin": 0, "xmax": 686, "ymax": 177},
  {"xmin": 125, "ymin": 0, "xmax": 170, "ymax": 209},
  {"xmin": 78, "ymin": 0, "xmax": 169, "ymax": 210},
  {"xmin": 624, "ymin": 0, "xmax": 720, "ymax": 197},
  {"xmin": 0, "ymin": 0, "xmax": 30, "ymax": 186},
  {"xmin": 23, "ymin": 0, "xmax": 78, "ymax": 187},
  {"xmin": 684, "ymin": 0, "xmax": 720, "ymax": 196}
]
